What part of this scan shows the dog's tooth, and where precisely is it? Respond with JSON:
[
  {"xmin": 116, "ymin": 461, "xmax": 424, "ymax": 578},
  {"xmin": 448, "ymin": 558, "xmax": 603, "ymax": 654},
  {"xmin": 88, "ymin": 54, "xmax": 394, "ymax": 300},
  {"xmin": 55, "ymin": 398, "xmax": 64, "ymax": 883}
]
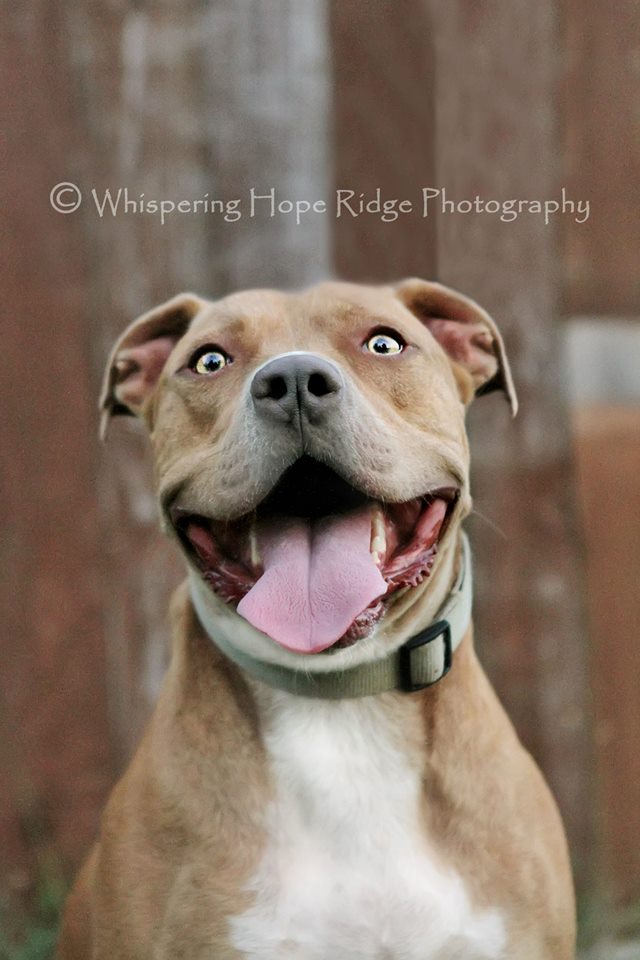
[
  {"xmin": 371, "ymin": 538, "xmax": 384, "ymax": 562},
  {"xmin": 249, "ymin": 526, "xmax": 261, "ymax": 567},
  {"xmin": 370, "ymin": 507, "xmax": 386, "ymax": 564}
]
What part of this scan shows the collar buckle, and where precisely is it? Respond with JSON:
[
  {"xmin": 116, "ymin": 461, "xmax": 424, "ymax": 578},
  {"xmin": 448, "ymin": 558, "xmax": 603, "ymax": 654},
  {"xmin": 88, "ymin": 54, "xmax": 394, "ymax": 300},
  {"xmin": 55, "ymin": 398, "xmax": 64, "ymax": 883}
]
[{"xmin": 398, "ymin": 619, "xmax": 452, "ymax": 692}]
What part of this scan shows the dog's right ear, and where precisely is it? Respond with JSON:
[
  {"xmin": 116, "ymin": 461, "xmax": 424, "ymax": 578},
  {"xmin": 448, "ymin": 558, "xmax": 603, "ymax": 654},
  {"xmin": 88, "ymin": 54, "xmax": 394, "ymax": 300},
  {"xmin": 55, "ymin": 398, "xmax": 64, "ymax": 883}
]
[
  {"xmin": 395, "ymin": 279, "xmax": 518, "ymax": 416},
  {"xmin": 99, "ymin": 292, "xmax": 205, "ymax": 439}
]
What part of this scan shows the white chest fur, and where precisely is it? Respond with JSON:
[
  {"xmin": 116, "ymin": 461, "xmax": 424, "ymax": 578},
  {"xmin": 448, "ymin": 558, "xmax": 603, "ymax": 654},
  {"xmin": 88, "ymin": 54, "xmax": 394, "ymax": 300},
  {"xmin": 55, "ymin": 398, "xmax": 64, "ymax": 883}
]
[{"xmin": 229, "ymin": 695, "xmax": 505, "ymax": 960}]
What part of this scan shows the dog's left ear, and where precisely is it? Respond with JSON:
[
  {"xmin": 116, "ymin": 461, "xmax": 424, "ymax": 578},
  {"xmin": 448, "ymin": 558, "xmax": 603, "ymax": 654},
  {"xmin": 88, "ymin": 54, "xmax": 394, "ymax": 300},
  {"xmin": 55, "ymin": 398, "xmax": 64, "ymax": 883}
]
[
  {"xmin": 395, "ymin": 279, "xmax": 518, "ymax": 415},
  {"xmin": 99, "ymin": 292, "xmax": 205, "ymax": 438}
]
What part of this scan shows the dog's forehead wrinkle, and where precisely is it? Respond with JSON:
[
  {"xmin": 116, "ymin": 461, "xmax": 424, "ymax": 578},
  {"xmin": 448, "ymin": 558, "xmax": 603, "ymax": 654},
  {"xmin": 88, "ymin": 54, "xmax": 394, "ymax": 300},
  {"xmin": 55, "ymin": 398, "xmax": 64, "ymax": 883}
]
[{"xmin": 305, "ymin": 291, "xmax": 406, "ymax": 328}]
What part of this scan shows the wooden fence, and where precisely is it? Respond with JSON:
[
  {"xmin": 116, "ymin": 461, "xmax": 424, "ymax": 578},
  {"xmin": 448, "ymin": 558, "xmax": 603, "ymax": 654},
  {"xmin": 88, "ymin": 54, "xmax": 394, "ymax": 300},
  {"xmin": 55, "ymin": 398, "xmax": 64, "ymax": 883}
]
[{"xmin": 1, "ymin": 0, "xmax": 638, "ymax": 944}]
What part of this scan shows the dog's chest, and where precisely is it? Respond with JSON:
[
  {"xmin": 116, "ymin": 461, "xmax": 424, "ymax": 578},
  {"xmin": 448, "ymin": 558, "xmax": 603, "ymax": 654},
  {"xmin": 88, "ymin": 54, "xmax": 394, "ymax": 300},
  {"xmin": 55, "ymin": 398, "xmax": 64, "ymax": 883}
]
[{"xmin": 229, "ymin": 697, "xmax": 505, "ymax": 960}]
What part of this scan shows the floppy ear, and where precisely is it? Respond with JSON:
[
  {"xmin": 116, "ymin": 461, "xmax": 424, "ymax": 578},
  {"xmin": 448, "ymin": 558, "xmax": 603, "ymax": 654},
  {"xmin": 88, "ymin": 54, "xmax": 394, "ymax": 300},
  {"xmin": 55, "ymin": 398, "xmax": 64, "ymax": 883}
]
[
  {"xmin": 395, "ymin": 279, "xmax": 518, "ymax": 416},
  {"xmin": 99, "ymin": 292, "xmax": 205, "ymax": 438}
]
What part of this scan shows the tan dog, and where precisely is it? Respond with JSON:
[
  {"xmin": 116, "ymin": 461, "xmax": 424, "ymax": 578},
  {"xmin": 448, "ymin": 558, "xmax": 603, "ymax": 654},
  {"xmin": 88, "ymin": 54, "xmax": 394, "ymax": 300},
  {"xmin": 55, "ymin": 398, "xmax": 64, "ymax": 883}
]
[{"xmin": 57, "ymin": 280, "xmax": 575, "ymax": 959}]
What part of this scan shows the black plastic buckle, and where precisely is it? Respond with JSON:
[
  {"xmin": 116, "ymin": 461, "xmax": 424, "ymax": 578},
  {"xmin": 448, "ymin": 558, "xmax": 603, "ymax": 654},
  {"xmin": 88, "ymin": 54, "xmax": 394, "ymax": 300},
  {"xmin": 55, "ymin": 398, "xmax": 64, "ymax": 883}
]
[{"xmin": 398, "ymin": 619, "xmax": 452, "ymax": 692}]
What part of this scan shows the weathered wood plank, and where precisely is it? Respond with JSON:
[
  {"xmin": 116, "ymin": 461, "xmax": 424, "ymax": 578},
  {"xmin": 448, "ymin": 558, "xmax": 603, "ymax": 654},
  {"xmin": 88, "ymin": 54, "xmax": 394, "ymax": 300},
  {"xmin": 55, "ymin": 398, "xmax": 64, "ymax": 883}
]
[
  {"xmin": 0, "ymin": 2, "xmax": 115, "ymax": 884},
  {"xmin": 331, "ymin": 0, "xmax": 594, "ymax": 888},
  {"xmin": 331, "ymin": 0, "xmax": 437, "ymax": 280},
  {"xmin": 65, "ymin": 0, "xmax": 333, "ymax": 759},
  {"xmin": 427, "ymin": 0, "xmax": 594, "ymax": 886},
  {"xmin": 562, "ymin": 0, "xmax": 640, "ymax": 315},
  {"xmin": 574, "ymin": 406, "xmax": 640, "ymax": 908}
]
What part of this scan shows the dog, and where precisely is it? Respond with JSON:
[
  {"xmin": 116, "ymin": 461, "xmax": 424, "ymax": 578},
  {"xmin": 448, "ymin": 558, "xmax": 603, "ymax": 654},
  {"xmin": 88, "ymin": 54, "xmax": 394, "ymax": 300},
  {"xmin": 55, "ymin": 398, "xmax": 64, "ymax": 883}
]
[{"xmin": 56, "ymin": 279, "xmax": 576, "ymax": 959}]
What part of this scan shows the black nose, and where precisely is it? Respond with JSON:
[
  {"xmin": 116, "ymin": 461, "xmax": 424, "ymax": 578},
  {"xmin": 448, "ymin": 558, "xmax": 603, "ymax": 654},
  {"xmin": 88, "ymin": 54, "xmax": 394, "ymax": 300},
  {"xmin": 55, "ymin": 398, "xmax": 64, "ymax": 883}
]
[{"xmin": 251, "ymin": 353, "xmax": 344, "ymax": 424}]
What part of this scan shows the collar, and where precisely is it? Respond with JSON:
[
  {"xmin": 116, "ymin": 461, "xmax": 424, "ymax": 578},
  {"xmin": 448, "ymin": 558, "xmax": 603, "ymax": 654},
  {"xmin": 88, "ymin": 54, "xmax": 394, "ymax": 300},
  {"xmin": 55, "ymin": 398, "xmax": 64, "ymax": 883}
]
[{"xmin": 191, "ymin": 533, "xmax": 472, "ymax": 700}]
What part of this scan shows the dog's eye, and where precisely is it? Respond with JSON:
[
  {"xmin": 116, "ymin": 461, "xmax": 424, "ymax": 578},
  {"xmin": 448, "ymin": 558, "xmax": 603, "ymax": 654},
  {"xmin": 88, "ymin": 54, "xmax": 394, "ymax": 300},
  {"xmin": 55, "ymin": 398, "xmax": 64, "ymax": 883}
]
[
  {"xmin": 365, "ymin": 331, "xmax": 405, "ymax": 356},
  {"xmin": 190, "ymin": 347, "xmax": 231, "ymax": 375}
]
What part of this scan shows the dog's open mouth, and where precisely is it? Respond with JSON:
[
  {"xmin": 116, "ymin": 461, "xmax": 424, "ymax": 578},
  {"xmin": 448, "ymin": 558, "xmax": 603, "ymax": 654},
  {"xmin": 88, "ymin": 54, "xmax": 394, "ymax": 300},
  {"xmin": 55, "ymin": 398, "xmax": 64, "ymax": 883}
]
[{"xmin": 172, "ymin": 457, "xmax": 458, "ymax": 654}]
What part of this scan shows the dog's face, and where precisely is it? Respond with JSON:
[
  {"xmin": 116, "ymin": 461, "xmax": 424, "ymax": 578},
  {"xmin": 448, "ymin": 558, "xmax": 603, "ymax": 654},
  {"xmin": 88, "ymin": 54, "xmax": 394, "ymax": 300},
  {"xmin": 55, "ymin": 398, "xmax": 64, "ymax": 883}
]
[{"xmin": 101, "ymin": 280, "xmax": 516, "ymax": 659}]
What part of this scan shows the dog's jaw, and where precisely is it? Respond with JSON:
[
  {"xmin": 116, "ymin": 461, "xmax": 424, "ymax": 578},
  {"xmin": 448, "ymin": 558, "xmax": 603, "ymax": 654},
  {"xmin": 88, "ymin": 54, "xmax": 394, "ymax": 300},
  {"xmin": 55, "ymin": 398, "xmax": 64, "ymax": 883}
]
[
  {"xmin": 171, "ymin": 457, "xmax": 459, "ymax": 655},
  {"xmin": 187, "ymin": 514, "xmax": 463, "ymax": 675}
]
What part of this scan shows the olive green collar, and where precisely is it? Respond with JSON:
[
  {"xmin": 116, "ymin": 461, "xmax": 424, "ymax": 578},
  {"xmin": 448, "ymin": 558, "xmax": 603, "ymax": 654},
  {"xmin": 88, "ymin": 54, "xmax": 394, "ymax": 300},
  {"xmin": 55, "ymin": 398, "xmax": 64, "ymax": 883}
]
[{"xmin": 191, "ymin": 534, "xmax": 472, "ymax": 700}]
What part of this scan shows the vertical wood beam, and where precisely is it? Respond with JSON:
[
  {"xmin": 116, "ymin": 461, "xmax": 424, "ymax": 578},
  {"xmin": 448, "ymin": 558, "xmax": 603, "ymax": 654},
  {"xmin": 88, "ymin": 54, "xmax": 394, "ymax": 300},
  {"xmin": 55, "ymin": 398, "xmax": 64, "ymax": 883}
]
[
  {"xmin": 65, "ymin": 0, "xmax": 333, "ymax": 760},
  {"xmin": 331, "ymin": 0, "xmax": 437, "ymax": 279},
  {"xmin": 0, "ymin": 2, "xmax": 115, "ymax": 885},
  {"xmin": 427, "ymin": 0, "xmax": 593, "ymax": 886},
  {"xmin": 331, "ymin": 0, "xmax": 594, "ymax": 887}
]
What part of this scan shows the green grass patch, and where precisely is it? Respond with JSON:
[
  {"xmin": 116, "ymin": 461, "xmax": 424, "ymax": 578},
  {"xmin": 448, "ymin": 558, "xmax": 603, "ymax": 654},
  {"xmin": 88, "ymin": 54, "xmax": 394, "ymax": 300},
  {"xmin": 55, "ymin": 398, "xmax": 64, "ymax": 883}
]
[{"xmin": 0, "ymin": 868, "xmax": 67, "ymax": 960}]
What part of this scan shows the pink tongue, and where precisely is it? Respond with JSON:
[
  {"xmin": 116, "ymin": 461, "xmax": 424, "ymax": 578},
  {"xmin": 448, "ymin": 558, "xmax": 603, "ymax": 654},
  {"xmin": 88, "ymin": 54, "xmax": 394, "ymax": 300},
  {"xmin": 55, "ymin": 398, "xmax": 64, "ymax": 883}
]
[{"xmin": 237, "ymin": 509, "xmax": 387, "ymax": 653}]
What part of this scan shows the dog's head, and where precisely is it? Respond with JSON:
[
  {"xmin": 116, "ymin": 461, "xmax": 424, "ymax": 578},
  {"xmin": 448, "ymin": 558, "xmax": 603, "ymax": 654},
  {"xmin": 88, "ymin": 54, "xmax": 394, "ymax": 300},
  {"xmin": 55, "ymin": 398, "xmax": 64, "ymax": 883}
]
[{"xmin": 101, "ymin": 280, "xmax": 516, "ymax": 662}]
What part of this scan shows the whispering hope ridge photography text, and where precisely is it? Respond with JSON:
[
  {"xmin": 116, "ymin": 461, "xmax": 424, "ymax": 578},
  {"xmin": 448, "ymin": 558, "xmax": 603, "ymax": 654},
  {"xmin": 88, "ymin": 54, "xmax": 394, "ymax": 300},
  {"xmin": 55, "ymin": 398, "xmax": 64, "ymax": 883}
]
[{"xmin": 53, "ymin": 185, "xmax": 591, "ymax": 226}]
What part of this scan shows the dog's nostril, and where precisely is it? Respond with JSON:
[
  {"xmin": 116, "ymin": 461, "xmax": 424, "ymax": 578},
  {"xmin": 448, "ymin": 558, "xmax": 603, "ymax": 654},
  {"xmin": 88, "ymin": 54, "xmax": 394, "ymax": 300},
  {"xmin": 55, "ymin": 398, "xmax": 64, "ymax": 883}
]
[
  {"xmin": 251, "ymin": 354, "xmax": 343, "ymax": 422},
  {"xmin": 266, "ymin": 375, "xmax": 288, "ymax": 401},
  {"xmin": 307, "ymin": 372, "xmax": 334, "ymax": 397}
]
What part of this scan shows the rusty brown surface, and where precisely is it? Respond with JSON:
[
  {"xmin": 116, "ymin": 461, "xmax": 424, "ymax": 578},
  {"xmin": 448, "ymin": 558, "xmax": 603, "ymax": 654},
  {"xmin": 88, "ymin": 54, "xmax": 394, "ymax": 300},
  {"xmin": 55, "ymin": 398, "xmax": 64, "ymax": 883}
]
[
  {"xmin": 0, "ymin": 3, "xmax": 115, "ymax": 885},
  {"xmin": 573, "ymin": 406, "xmax": 640, "ymax": 907},
  {"xmin": 330, "ymin": 0, "xmax": 437, "ymax": 281},
  {"xmin": 2, "ymin": 0, "xmax": 336, "ymax": 904},
  {"xmin": 331, "ymin": 0, "xmax": 594, "ymax": 887},
  {"xmin": 561, "ymin": 0, "xmax": 640, "ymax": 316},
  {"xmin": 65, "ymin": 0, "xmax": 334, "ymax": 760},
  {"xmin": 427, "ymin": 0, "xmax": 595, "ymax": 887}
]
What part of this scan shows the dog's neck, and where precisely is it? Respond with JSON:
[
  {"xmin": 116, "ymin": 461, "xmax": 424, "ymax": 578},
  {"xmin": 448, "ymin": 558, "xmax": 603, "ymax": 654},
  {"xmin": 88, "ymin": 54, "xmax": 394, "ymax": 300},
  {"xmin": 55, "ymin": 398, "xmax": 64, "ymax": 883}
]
[{"xmin": 187, "ymin": 528, "xmax": 471, "ymax": 700}]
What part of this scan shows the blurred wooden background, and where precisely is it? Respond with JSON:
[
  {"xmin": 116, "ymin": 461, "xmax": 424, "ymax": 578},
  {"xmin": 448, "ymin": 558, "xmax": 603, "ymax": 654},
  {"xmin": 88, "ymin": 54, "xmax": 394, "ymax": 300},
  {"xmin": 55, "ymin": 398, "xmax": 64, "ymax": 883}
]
[{"xmin": 1, "ymin": 0, "xmax": 638, "ymax": 948}]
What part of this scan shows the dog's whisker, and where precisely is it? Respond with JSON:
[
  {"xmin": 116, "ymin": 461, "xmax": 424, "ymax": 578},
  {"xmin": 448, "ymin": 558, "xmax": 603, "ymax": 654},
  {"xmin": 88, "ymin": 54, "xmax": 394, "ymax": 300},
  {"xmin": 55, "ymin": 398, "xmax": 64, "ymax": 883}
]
[{"xmin": 469, "ymin": 508, "xmax": 508, "ymax": 540}]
